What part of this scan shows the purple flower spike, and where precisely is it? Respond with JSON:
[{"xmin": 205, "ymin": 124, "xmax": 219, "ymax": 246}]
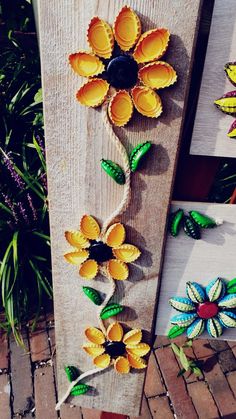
[
  {"xmin": 27, "ymin": 193, "xmax": 37, "ymax": 221},
  {"xmin": 3, "ymin": 155, "xmax": 25, "ymax": 190}
]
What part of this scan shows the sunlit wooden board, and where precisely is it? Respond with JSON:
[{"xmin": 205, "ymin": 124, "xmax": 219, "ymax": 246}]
[
  {"xmin": 190, "ymin": 0, "xmax": 236, "ymax": 158},
  {"xmin": 156, "ymin": 201, "xmax": 236, "ymax": 340},
  {"xmin": 38, "ymin": 0, "xmax": 202, "ymax": 415}
]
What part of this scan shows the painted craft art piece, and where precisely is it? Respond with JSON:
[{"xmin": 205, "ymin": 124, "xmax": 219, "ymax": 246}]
[
  {"xmin": 169, "ymin": 209, "xmax": 222, "ymax": 240},
  {"xmin": 214, "ymin": 62, "xmax": 236, "ymax": 138},
  {"xmin": 56, "ymin": 5, "xmax": 177, "ymax": 410},
  {"xmin": 168, "ymin": 278, "xmax": 236, "ymax": 339}
]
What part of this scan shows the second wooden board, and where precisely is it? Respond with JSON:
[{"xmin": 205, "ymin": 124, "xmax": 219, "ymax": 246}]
[
  {"xmin": 156, "ymin": 201, "xmax": 236, "ymax": 340},
  {"xmin": 190, "ymin": 0, "xmax": 236, "ymax": 158}
]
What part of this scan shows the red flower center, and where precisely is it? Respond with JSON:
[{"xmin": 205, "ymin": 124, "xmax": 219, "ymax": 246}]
[{"xmin": 197, "ymin": 302, "xmax": 219, "ymax": 319}]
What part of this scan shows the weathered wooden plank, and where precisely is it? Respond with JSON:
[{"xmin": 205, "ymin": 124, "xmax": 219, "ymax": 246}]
[
  {"xmin": 38, "ymin": 0, "xmax": 201, "ymax": 414},
  {"xmin": 190, "ymin": 0, "xmax": 236, "ymax": 158},
  {"xmin": 156, "ymin": 201, "xmax": 236, "ymax": 340}
]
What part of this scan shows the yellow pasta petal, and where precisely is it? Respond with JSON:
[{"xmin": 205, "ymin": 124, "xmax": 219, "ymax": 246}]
[
  {"xmin": 87, "ymin": 17, "xmax": 114, "ymax": 59},
  {"xmin": 104, "ymin": 223, "xmax": 125, "ymax": 247},
  {"xmin": 108, "ymin": 90, "xmax": 133, "ymax": 127},
  {"xmin": 127, "ymin": 354, "xmax": 147, "ymax": 369},
  {"xmin": 80, "ymin": 215, "xmax": 100, "ymax": 240},
  {"xmin": 114, "ymin": 356, "xmax": 130, "ymax": 374},
  {"xmin": 79, "ymin": 259, "xmax": 98, "ymax": 279},
  {"xmin": 113, "ymin": 244, "xmax": 141, "ymax": 262},
  {"xmin": 123, "ymin": 329, "xmax": 142, "ymax": 345},
  {"xmin": 85, "ymin": 327, "xmax": 105, "ymax": 344},
  {"xmin": 64, "ymin": 250, "xmax": 89, "ymax": 265},
  {"xmin": 133, "ymin": 28, "xmax": 170, "ymax": 64},
  {"xmin": 83, "ymin": 344, "xmax": 105, "ymax": 357},
  {"xmin": 69, "ymin": 51, "xmax": 105, "ymax": 77},
  {"xmin": 113, "ymin": 6, "xmax": 141, "ymax": 51},
  {"xmin": 76, "ymin": 78, "xmax": 109, "ymax": 108},
  {"xmin": 65, "ymin": 230, "xmax": 90, "ymax": 249},
  {"xmin": 93, "ymin": 353, "xmax": 111, "ymax": 368},
  {"xmin": 131, "ymin": 85, "xmax": 162, "ymax": 118},
  {"xmin": 126, "ymin": 343, "xmax": 150, "ymax": 357},
  {"xmin": 107, "ymin": 259, "xmax": 129, "ymax": 280},
  {"xmin": 107, "ymin": 322, "xmax": 123, "ymax": 342}
]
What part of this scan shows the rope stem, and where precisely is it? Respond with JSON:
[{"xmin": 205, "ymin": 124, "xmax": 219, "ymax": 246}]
[
  {"xmin": 101, "ymin": 103, "xmax": 131, "ymax": 235},
  {"xmin": 97, "ymin": 267, "xmax": 116, "ymax": 334},
  {"xmin": 55, "ymin": 367, "xmax": 107, "ymax": 411}
]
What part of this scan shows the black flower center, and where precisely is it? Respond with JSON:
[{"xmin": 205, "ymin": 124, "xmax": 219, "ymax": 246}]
[
  {"xmin": 104, "ymin": 341, "xmax": 126, "ymax": 357},
  {"xmin": 107, "ymin": 55, "xmax": 138, "ymax": 89},
  {"xmin": 89, "ymin": 241, "xmax": 113, "ymax": 263}
]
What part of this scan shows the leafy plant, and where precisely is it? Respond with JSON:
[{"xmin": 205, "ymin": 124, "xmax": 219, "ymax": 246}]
[
  {"xmin": 0, "ymin": 0, "xmax": 52, "ymax": 344},
  {"xmin": 171, "ymin": 340, "xmax": 202, "ymax": 377}
]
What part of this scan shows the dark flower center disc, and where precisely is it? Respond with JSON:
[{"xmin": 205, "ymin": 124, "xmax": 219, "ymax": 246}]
[
  {"xmin": 197, "ymin": 302, "xmax": 219, "ymax": 319},
  {"xmin": 107, "ymin": 55, "xmax": 138, "ymax": 89},
  {"xmin": 104, "ymin": 341, "xmax": 126, "ymax": 357},
  {"xmin": 89, "ymin": 241, "xmax": 113, "ymax": 263}
]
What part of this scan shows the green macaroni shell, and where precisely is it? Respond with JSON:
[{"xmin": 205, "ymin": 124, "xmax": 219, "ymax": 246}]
[
  {"xmin": 169, "ymin": 208, "xmax": 184, "ymax": 237},
  {"xmin": 100, "ymin": 303, "xmax": 124, "ymax": 319},
  {"xmin": 189, "ymin": 210, "xmax": 216, "ymax": 228},
  {"xmin": 129, "ymin": 141, "xmax": 152, "ymax": 172},
  {"xmin": 82, "ymin": 286, "xmax": 102, "ymax": 305},
  {"xmin": 101, "ymin": 159, "xmax": 125, "ymax": 185}
]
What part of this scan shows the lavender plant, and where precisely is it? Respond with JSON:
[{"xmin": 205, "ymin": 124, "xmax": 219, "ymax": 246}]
[{"xmin": 0, "ymin": 0, "xmax": 52, "ymax": 344}]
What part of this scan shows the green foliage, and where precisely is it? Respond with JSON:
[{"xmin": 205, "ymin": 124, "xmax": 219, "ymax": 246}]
[
  {"xmin": 0, "ymin": 0, "xmax": 52, "ymax": 344},
  {"xmin": 209, "ymin": 161, "xmax": 236, "ymax": 203},
  {"xmin": 171, "ymin": 340, "xmax": 202, "ymax": 378}
]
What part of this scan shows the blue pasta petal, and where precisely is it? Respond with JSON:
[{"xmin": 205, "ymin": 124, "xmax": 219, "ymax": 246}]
[
  {"xmin": 187, "ymin": 318, "xmax": 205, "ymax": 339},
  {"xmin": 218, "ymin": 311, "xmax": 236, "ymax": 328},
  {"xmin": 169, "ymin": 297, "xmax": 196, "ymax": 313},
  {"xmin": 186, "ymin": 281, "xmax": 205, "ymax": 303},
  {"xmin": 170, "ymin": 312, "xmax": 197, "ymax": 327},
  {"xmin": 206, "ymin": 278, "xmax": 225, "ymax": 302},
  {"xmin": 207, "ymin": 317, "xmax": 223, "ymax": 338},
  {"xmin": 218, "ymin": 294, "xmax": 236, "ymax": 309}
]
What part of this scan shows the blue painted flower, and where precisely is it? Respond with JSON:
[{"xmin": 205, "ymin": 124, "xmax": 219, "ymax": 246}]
[{"xmin": 168, "ymin": 278, "xmax": 236, "ymax": 339}]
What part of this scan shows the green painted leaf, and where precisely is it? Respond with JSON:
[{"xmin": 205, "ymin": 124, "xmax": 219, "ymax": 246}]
[
  {"xmin": 129, "ymin": 141, "xmax": 152, "ymax": 172},
  {"xmin": 82, "ymin": 286, "xmax": 102, "ymax": 305},
  {"xmin": 171, "ymin": 343, "xmax": 180, "ymax": 357},
  {"xmin": 101, "ymin": 159, "xmax": 125, "ymax": 185},
  {"xmin": 100, "ymin": 303, "xmax": 124, "ymax": 319},
  {"xmin": 227, "ymin": 278, "xmax": 236, "ymax": 294},
  {"xmin": 179, "ymin": 348, "xmax": 190, "ymax": 371},
  {"xmin": 70, "ymin": 383, "xmax": 91, "ymax": 396},
  {"xmin": 167, "ymin": 325, "xmax": 187, "ymax": 339},
  {"xmin": 65, "ymin": 365, "xmax": 80, "ymax": 382}
]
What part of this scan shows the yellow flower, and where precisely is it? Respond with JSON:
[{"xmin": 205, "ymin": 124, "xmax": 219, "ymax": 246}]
[
  {"xmin": 83, "ymin": 322, "xmax": 150, "ymax": 374},
  {"xmin": 69, "ymin": 6, "xmax": 177, "ymax": 126},
  {"xmin": 64, "ymin": 215, "xmax": 140, "ymax": 280}
]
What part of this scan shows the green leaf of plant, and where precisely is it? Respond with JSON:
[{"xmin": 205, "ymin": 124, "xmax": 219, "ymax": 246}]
[
  {"xmin": 191, "ymin": 366, "xmax": 202, "ymax": 376},
  {"xmin": 177, "ymin": 368, "xmax": 186, "ymax": 377},
  {"xmin": 34, "ymin": 88, "xmax": 43, "ymax": 104},
  {"xmin": 179, "ymin": 348, "xmax": 190, "ymax": 371},
  {"xmin": 171, "ymin": 343, "xmax": 181, "ymax": 357},
  {"xmin": 183, "ymin": 339, "xmax": 193, "ymax": 348}
]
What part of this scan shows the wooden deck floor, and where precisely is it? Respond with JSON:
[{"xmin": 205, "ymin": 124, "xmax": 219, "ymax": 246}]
[{"xmin": 1, "ymin": 313, "xmax": 236, "ymax": 418}]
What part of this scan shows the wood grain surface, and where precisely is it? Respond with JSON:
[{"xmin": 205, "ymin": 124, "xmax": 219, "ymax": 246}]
[
  {"xmin": 38, "ymin": 0, "xmax": 201, "ymax": 415},
  {"xmin": 190, "ymin": 0, "xmax": 236, "ymax": 158},
  {"xmin": 156, "ymin": 201, "xmax": 236, "ymax": 340}
]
